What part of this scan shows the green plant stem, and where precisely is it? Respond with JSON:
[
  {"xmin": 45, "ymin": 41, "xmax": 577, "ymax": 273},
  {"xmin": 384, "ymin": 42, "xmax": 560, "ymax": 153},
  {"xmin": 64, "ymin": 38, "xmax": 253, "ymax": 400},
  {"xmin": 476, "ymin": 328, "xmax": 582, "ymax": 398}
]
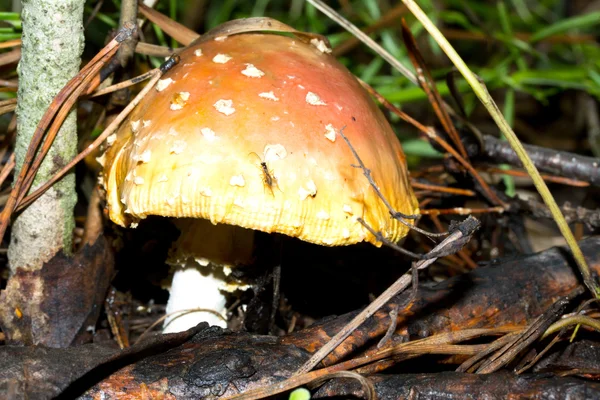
[
  {"xmin": 542, "ymin": 315, "xmax": 600, "ymax": 339},
  {"xmin": 401, "ymin": 0, "xmax": 599, "ymax": 299}
]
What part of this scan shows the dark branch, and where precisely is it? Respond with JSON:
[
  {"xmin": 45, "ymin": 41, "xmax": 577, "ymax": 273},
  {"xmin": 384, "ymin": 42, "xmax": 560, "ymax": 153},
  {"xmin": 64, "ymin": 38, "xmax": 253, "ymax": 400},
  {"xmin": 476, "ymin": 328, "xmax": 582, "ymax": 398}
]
[
  {"xmin": 336, "ymin": 127, "xmax": 448, "ymax": 239},
  {"xmin": 482, "ymin": 135, "xmax": 600, "ymax": 187}
]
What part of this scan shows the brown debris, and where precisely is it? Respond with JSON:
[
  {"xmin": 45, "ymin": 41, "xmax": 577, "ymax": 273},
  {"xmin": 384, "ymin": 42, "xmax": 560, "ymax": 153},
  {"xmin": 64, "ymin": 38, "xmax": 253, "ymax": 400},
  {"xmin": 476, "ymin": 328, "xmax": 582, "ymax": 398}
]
[
  {"xmin": 0, "ymin": 235, "xmax": 114, "ymax": 347},
  {"xmin": 283, "ymin": 236, "xmax": 600, "ymax": 367},
  {"xmin": 0, "ymin": 323, "xmax": 203, "ymax": 399},
  {"xmin": 1, "ymin": 238, "xmax": 599, "ymax": 398},
  {"xmin": 313, "ymin": 371, "xmax": 600, "ymax": 399}
]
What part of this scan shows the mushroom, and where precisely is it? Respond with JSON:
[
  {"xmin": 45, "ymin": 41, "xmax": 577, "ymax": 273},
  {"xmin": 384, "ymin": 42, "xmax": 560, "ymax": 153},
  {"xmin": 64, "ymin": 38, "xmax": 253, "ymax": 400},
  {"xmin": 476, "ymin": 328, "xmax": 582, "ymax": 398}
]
[{"xmin": 101, "ymin": 31, "xmax": 419, "ymax": 333}]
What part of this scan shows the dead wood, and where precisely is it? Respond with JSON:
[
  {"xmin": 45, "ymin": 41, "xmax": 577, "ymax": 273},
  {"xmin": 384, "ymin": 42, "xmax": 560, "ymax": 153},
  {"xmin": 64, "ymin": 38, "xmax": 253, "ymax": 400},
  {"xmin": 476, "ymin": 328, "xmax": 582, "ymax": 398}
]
[
  {"xmin": 284, "ymin": 236, "xmax": 600, "ymax": 367},
  {"xmin": 517, "ymin": 197, "xmax": 600, "ymax": 229},
  {"xmin": 313, "ymin": 370, "xmax": 600, "ymax": 399},
  {"xmin": 0, "ymin": 324, "xmax": 203, "ymax": 399},
  {"xmin": 0, "ymin": 237, "xmax": 599, "ymax": 399},
  {"xmin": 481, "ymin": 135, "xmax": 600, "ymax": 187},
  {"xmin": 533, "ymin": 339, "xmax": 600, "ymax": 377}
]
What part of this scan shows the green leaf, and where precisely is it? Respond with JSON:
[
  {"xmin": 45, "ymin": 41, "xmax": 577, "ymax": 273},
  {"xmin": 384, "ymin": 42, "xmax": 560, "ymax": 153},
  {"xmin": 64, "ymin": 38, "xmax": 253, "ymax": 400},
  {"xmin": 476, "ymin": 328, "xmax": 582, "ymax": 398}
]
[
  {"xmin": 530, "ymin": 11, "xmax": 600, "ymax": 43},
  {"xmin": 402, "ymin": 139, "xmax": 443, "ymax": 158}
]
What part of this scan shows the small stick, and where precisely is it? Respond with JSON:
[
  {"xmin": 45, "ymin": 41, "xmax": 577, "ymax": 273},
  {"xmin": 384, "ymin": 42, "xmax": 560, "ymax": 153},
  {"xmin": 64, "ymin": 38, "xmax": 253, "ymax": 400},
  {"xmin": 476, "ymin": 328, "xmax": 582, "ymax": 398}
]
[
  {"xmin": 227, "ymin": 327, "xmax": 512, "ymax": 400},
  {"xmin": 88, "ymin": 69, "xmax": 160, "ymax": 98},
  {"xmin": 423, "ymin": 127, "xmax": 507, "ymax": 207},
  {"xmin": 475, "ymin": 288, "xmax": 581, "ymax": 373},
  {"xmin": 0, "ymin": 153, "xmax": 15, "ymax": 188},
  {"xmin": 295, "ymin": 220, "xmax": 479, "ymax": 374},
  {"xmin": 138, "ymin": 2, "xmax": 199, "ymax": 46},
  {"xmin": 116, "ymin": 0, "xmax": 139, "ymax": 68},
  {"xmin": 410, "ymin": 181, "xmax": 476, "ymax": 196},
  {"xmin": 135, "ymin": 42, "xmax": 175, "ymax": 57},
  {"xmin": 357, "ymin": 218, "xmax": 424, "ymax": 259},
  {"xmin": 429, "ymin": 214, "xmax": 477, "ymax": 269},
  {"xmin": 360, "ymin": 80, "xmax": 506, "ymax": 207},
  {"xmin": 482, "ymin": 135, "xmax": 600, "ymax": 187},
  {"xmin": 401, "ymin": 19, "xmax": 468, "ymax": 160},
  {"xmin": 0, "ymin": 39, "xmax": 21, "ymax": 49},
  {"xmin": 421, "ymin": 206, "xmax": 505, "ymax": 216},
  {"xmin": 377, "ymin": 304, "xmax": 399, "ymax": 349},
  {"xmin": 336, "ymin": 127, "xmax": 447, "ymax": 239},
  {"xmin": 481, "ymin": 166, "xmax": 590, "ymax": 187}
]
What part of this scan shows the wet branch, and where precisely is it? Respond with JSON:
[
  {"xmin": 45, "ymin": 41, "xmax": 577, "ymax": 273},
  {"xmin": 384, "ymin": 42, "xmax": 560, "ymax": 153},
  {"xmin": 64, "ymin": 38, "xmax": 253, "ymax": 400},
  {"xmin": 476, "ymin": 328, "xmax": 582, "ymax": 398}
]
[{"xmin": 482, "ymin": 135, "xmax": 600, "ymax": 187}]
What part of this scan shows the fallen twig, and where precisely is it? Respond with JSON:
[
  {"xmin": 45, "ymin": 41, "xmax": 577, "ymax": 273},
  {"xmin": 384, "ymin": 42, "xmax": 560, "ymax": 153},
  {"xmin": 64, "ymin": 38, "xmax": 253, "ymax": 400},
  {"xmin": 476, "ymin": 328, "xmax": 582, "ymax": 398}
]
[
  {"xmin": 475, "ymin": 287, "xmax": 582, "ymax": 374},
  {"xmin": 482, "ymin": 135, "xmax": 600, "ymax": 187},
  {"xmin": 295, "ymin": 216, "xmax": 480, "ymax": 374},
  {"xmin": 336, "ymin": 126, "xmax": 447, "ymax": 240}
]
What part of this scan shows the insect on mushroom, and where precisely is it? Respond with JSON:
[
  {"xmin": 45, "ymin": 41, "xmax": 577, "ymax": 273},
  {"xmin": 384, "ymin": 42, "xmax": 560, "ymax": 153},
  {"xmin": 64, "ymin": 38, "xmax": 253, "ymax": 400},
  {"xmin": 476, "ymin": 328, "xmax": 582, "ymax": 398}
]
[{"xmin": 248, "ymin": 151, "xmax": 280, "ymax": 196}]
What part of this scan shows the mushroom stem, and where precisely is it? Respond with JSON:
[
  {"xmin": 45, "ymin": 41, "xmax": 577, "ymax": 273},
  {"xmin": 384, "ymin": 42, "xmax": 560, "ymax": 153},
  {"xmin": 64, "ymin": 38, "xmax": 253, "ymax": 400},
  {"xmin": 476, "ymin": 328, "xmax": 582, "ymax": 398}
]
[
  {"xmin": 164, "ymin": 265, "xmax": 228, "ymax": 332},
  {"xmin": 162, "ymin": 219, "xmax": 255, "ymax": 333}
]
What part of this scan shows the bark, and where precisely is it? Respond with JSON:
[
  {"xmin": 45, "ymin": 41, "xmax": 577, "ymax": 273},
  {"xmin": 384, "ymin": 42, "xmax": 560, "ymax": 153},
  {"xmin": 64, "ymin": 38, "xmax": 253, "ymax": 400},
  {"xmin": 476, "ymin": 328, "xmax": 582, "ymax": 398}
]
[
  {"xmin": 481, "ymin": 135, "xmax": 600, "ymax": 187},
  {"xmin": 314, "ymin": 371, "xmax": 600, "ymax": 399},
  {"xmin": 8, "ymin": 0, "xmax": 84, "ymax": 271}
]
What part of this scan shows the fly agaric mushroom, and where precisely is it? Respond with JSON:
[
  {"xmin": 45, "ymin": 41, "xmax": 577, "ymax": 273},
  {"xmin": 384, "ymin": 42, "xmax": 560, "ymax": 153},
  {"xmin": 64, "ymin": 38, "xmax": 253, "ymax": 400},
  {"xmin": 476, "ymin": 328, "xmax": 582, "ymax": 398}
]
[{"xmin": 101, "ymin": 30, "xmax": 419, "ymax": 333}]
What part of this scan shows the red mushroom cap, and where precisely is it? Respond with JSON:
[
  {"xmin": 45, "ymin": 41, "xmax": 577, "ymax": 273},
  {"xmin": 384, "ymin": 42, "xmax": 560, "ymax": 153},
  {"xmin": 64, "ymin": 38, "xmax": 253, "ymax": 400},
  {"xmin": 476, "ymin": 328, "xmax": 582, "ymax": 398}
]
[{"xmin": 102, "ymin": 33, "xmax": 419, "ymax": 246}]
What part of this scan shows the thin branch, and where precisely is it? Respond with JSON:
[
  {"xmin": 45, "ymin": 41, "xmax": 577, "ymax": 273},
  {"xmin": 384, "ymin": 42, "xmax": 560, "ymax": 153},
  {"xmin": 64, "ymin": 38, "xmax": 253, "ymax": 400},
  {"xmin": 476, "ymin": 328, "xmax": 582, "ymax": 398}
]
[
  {"xmin": 0, "ymin": 39, "xmax": 21, "ymax": 49},
  {"xmin": 481, "ymin": 166, "xmax": 590, "ymax": 187},
  {"xmin": 456, "ymin": 331, "xmax": 523, "ymax": 373},
  {"xmin": 518, "ymin": 198, "xmax": 600, "ymax": 229},
  {"xmin": 401, "ymin": 19, "xmax": 468, "ymax": 160},
  {"xmin": 421, "ymin": 206, "xmax": 505, "ymax": 216},
  {"xmin": 359, "ymin": 81, "xmax": 506, "ymax": 207},
  {"xmin": 357, "ymin": 218, "xmax": 425, "ymax": 259},
  {"xmin": 482, "ymin": 135, "xmax": 600, "ymax": 187},
  {"xmin": 226, "ymin": 327, "xmax": 511, "ymax": 400},
  {"xmin": 0, "ymin": 154, "xmax": 15, "ymax": 188},
  {"xmin": 423, "ymin": 127, "xmax": 507, "ymax": 207},
  {"xmin": 475, "ymin": 287, "xmax": 581, "ymax": 373},
  {"xmin": 294, "ymin": 218, "xmax": 479, "ymax": 374},
  {"xmin": 135, "ymin": 42, "xmax": 175, "ymax": 57},
  {"xmin": 88, "ymin": 69, "xmax": 161, "ymax": 98},
  {"xmin": 117, "ymin": 0, "xmax": 139, "ymax": 68},
  {"xmin": 410, "ymin": 181, "xmax": 476, "ymax": 197},
  {"xmin": 0, "ymin": 99, "xmax": 16, "ymax": 116},
  {"xmin": 336, "ymin": 127, "xmax": 449, "ymax": 239},
  {"xmin": 138, "ymin": 2, "xmax": 199, "ymax": 46}
]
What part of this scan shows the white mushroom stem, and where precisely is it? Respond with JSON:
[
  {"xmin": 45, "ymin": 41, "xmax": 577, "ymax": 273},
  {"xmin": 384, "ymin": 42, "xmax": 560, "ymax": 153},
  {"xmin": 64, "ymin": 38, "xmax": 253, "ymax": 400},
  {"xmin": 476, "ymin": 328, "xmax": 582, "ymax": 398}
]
[
  {"xmin": 162, "ymin": 219, "xmax": 255, "ymax": 333},
  {"xmin": 163, "ymin": 263, "xmax": 228, "ymax": 333}
]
